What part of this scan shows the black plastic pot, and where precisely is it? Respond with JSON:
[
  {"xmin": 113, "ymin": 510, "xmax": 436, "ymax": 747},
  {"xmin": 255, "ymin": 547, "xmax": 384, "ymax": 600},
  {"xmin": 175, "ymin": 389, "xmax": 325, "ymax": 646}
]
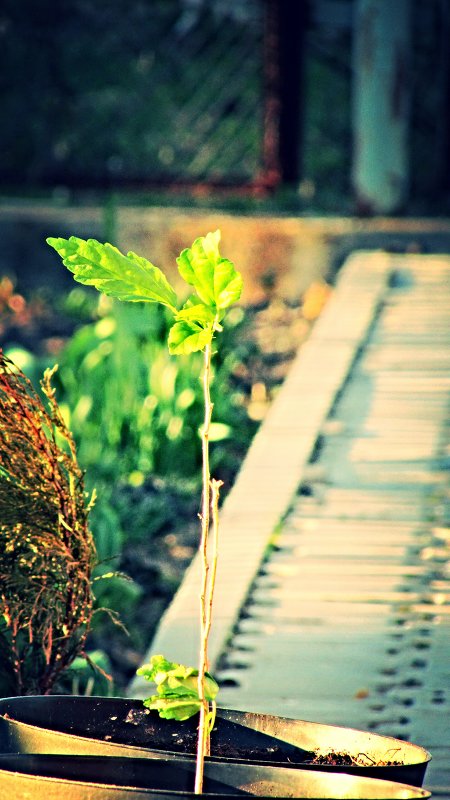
[
  {"xmin": 0, "ymin": 696, "xmax": 431, "ymax": 788},
  {"xmin": 0, "ymin": 753, "xmax": 431, "ymax": 799}
]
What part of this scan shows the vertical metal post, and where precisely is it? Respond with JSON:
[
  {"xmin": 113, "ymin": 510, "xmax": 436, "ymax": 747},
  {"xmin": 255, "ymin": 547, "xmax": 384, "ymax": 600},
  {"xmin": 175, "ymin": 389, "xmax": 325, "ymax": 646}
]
[
  {"xmin": 430, "ymin": 0, "xmax": 450, "ymax": 197},
  {"xmin": 352, "ymin": 0, "xmax": 412, "ymax": 214},
  {"xmin": 263, "ymin": 0, "xmax": 308, "ymax": 188}
]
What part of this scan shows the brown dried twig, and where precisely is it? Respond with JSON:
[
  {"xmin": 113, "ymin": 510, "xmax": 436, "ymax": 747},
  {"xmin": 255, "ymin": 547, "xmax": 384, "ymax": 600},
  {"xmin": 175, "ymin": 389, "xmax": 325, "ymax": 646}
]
[{"xmin": 0, "ymin": 351, "xmax": 96, "ymax": 695}]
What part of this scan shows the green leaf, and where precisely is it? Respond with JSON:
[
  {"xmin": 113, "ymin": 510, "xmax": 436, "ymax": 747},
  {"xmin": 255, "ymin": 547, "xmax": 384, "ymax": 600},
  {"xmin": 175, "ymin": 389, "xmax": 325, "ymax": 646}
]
[
  {"xmin": 143, "ymin": 695, "xmax": 202, "ymax": 721},
  {"xmin": 176, "ymin": 230, "xmax": 242, "ymax": 312},
  {"xmin": 176, "ymin": 304, "xmax": 216, "ymax": 327},
  {"xmin": 168, "ymin": 320, "xmax": 213, "ymax": 355},
  {"xmin": 166, "ymin": 303, "xmax": 219, "ymax": 356},
  {"xmin": 137, "ymin": 655, "xmax": 219, "ymax": 721},
  {"xmin": 213, "ymin": 259, "xmax": 243, "ymax": 311},
  {"xmin": 46, "ymin": 236, "xmax": 178, "ymax": 312},
  {"xmin": 136, "ymin": 654, "xmax": 180, "ymax": 685},
  {"xmin": 201, "ymin": 672, "xmax": 219, "ymax": 702}
]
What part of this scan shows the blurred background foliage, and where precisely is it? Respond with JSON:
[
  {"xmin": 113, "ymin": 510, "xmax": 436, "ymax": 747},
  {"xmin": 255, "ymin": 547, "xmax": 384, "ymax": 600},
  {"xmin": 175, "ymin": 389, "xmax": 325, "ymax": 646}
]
[
  {"xmin": 0, "ymin": 0, "xmax": 448, "ymax": 212},
  {"xmin": 0, "ymin": 0, "xmax": 263, "ymax": 188},
  {"xmin": 51, "ymin": 293, "xmax": 257, "ymax": 559}
]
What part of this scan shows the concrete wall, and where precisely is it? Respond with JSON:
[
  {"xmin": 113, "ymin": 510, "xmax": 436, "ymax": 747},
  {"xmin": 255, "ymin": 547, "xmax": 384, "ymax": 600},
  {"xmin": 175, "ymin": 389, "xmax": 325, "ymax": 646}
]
[{"xmin": 1, "ymin": 203, "xmax": 449, "ymax": 302}]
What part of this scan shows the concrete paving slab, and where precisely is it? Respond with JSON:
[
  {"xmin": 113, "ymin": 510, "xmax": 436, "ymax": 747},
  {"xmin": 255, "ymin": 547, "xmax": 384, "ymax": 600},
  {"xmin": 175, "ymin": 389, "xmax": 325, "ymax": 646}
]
[
  {"xmin": 261, "ymin": 561, "xmax": 426, "ymax": 578},
  {"xmin": 280, "ymin": 519, "xmax": 428, "ymax": 540},
  {"xmin": 282, "ymin": 518, "xmax": 428, "ymax": 536},
  {"xmin": 364, "ymin": 345, "xmax": 450, "ymax": 371},
  {"xmin": 293, "ymin": 500, "xmax": 428, "ymax": 522},
  {"xmin": 217, "ymin": 647, "xmax": 392, "ymax": 700}
]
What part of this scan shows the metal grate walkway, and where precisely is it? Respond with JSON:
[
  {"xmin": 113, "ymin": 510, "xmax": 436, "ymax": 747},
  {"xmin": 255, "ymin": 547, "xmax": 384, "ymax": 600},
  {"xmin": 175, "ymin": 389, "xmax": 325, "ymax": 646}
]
[{"xmin": 131, "ymin": 251, "xmax": 450, "ymax": 797}]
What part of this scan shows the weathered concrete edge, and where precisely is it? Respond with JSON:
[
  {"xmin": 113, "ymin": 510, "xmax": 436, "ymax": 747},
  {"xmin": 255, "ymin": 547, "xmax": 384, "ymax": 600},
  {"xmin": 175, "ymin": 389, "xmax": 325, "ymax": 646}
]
[{"xmin": 128, "ymin": 250, "xmax": 393, "ymax": 698}]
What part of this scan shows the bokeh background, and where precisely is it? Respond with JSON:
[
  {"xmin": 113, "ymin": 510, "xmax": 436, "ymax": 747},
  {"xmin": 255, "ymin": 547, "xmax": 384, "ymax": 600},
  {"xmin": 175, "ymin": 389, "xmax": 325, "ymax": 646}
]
[{"xmin": 1, "ymin": 0, "xmax": 449, "ymax": 212}]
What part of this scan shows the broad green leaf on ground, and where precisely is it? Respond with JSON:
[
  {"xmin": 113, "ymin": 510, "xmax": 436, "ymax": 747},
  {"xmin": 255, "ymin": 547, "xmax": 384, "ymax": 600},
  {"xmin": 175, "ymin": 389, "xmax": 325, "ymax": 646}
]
[
  {"xmin": 46, "ymin": 236, "xmax": 178, "ymax": 311},
  {"xmin": 137, "ymin": 655, "xmax": 219, "ymax": 721},
  {"xmin": 176, "ymin": 230, "xmax": 242, "ymax": 313},
  {"xmin": 143, "ymin": 695, "xmax": 203, "ymax": 721}
]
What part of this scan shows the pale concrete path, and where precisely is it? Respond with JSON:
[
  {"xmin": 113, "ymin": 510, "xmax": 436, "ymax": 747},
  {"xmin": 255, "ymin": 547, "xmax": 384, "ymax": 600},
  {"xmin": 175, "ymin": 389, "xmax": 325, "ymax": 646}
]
[{"xmin": 130, "ymin": 251, "xmax": 450, "ymax": 797}]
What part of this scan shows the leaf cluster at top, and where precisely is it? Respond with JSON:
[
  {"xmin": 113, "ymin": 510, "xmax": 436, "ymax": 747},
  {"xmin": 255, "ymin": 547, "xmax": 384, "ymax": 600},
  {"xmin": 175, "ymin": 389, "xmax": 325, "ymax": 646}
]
[{"xmin": 47, "ymin": 230, "xmax": 243, "ymax": 356}]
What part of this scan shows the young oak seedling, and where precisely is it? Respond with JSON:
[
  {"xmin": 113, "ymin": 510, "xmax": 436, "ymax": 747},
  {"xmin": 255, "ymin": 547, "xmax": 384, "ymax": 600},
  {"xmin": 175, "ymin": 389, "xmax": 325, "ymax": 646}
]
[{"xmin": 47, "ymin": 229, "xmax": 243, "ymax": 793}]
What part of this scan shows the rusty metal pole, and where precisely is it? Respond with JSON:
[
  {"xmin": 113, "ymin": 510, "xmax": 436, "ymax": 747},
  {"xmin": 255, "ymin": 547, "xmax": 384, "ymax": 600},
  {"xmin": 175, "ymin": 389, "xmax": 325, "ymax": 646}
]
[
  {"xmin": 352, "ymin": 0, "xmax": 412, "ymax": 214},
  {"xmin": 262, "ymin": 0, "xmax": 308, "ymax": 190}
]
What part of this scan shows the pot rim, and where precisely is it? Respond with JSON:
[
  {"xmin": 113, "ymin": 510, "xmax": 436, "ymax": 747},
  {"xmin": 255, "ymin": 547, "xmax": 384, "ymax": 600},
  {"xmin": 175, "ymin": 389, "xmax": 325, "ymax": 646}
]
[{"xmin": 0, "ymin": 753, "xmax": 433, "ymax": 799}]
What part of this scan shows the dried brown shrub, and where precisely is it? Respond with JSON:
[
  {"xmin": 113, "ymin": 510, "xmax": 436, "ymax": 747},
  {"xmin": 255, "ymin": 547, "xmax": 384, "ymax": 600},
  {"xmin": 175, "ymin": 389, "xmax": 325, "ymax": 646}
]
[{"xmin": 0, "ymin": 351, "xmax": 96, "ymax": 695}]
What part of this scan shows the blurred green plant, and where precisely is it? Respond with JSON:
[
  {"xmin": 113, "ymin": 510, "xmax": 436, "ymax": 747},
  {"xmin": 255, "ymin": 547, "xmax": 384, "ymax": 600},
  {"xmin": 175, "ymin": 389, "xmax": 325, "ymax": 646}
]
[
  {"xmin": 59, "ymin": 649, "xmax": 113, "ymax": 698},
  {"xmin": 51, "ymin": 284, "xmax": 254, "ymax": 562}
]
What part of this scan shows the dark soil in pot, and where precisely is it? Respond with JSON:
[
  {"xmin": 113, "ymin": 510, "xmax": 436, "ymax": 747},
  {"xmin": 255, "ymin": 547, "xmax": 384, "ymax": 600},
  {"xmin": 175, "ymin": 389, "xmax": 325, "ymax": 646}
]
[
  {"xmin": 0, "ymin": 696, "xmax": 431, "ymax": 787},
  {"xmin": 0, "ymin": 753, "xmax": 432, "ymax": 800}
]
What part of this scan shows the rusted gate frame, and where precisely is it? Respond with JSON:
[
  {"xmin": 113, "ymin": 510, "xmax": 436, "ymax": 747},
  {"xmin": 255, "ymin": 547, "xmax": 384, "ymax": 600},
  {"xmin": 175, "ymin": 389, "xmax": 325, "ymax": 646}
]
[{"xmin": 31, "ymin": 0, "xmax": 307, "ymax": 197}]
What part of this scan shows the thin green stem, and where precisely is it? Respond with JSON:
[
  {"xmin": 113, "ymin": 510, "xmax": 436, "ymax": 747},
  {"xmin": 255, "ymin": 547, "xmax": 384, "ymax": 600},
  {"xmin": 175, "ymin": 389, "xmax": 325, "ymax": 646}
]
[
  {"xmin": 205, "ymin": 478, "xmax": 222, "ymax": 644},
  {"xmin": 200, "ymin": 341, "xmax": 212, "ymax": 628},
  {"xmin": 194, "ymin": 328, "xmax": 224, "ymax": 793},
  {"xmin": 195, "ymin": 340, "xmax": 213, "ymax": 794}
]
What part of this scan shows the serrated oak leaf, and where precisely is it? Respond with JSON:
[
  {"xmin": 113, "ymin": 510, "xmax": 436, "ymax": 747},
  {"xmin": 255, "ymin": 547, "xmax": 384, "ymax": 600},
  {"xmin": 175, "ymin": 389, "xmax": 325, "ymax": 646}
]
[{"xmin": 46, "ymin": 236, "xmax": 178, "ymax": 311}]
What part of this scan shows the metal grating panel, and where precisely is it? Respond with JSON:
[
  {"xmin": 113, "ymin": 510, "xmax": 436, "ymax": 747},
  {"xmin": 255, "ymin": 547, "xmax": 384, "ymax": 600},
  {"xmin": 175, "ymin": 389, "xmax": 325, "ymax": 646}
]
[{"xmin": 1, "ymin": 0, "xmax": 265, "ymax": 187}]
